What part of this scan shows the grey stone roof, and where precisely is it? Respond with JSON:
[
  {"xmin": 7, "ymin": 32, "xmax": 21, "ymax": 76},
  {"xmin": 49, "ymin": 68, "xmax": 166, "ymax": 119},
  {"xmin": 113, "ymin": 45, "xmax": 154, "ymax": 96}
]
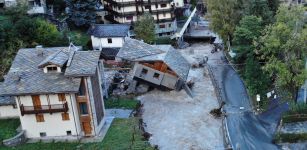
[
  {"xmin": 117, "ymin": 38, "xmax": 190, "ymax": 81},
  {"xmin": 65, "ymin": 51, "xmax": 101, "ymax": 77},
  {"xmin": 88, "ymin": 24, "xmax": 130, "ymax": 38},
  {"xmin": 0, "ymin": 47, "xmax": 100, "ymax": 96},
  {"xmin": 38, "ymin": 48, "xmax": 69, "ymax": 68},
  {"xmin": 117, "ymin": 38, "xmax": 165, "ymax": 60},
  {"xmin": 0, "ymin": 96, "xmax": 15, "ymax": 106}
]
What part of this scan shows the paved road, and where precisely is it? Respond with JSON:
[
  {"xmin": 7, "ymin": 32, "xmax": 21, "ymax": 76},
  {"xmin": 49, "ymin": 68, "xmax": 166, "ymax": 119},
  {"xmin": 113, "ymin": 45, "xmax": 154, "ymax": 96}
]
[{"xmin": 208, "ymin": 51, "xmax": 287, "ymax": 150}]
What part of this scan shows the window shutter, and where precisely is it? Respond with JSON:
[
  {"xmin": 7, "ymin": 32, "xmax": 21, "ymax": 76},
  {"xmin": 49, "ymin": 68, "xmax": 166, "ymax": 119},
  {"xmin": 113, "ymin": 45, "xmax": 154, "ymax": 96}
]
[
  {"xmin": 58, "ymin": 94, "xmax": 66, "ymax": 102},
  {"xmin": 36, "ymin": 114, "xmax": 44, "ymax": 122},
  {"xmin": 62, "ymin": 113, "xmax": 70, "ymax": 121}
]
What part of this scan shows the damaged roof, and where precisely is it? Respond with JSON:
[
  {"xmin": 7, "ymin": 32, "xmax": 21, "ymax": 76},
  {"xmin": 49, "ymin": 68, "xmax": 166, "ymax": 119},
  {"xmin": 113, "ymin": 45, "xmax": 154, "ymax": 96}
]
[
  {"xmin": 117, "ymin": 38, "xmax": 191, "ymax": 81},
  {"xmin": 88, "ymin": 24, "xmax": 130, "ymax": 37},
  {"xmin": 0, "ymin": 47, "xmax": 100, "ymax": 96},
  {"xmin": 116, "ymin": 38, "xmax": 165, "ymax": 60}
]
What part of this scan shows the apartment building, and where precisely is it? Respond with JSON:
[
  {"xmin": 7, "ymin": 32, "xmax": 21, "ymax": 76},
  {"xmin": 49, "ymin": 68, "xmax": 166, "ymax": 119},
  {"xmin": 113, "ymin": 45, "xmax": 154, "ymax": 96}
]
[
  {"xmin": 103, "ymin": 0, "xmax": 177, "ymax": 36},
  {"xmin": 0, "ymin": 46, "xmax": 106, "ymax": 139}
]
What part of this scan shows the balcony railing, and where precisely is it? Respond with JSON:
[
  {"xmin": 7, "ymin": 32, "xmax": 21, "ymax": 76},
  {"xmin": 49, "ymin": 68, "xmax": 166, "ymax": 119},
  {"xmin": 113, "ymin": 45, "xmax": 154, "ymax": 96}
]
[{"xmin": 20, "ymin": 102, "xmax": 68, "ymax": 116}]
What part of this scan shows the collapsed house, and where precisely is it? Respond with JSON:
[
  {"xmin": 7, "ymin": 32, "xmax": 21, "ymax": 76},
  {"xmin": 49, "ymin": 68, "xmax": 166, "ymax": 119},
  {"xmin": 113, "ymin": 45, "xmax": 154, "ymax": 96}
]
[
  {"xmin": 0, "ymin": 46, "xmax": 106, "ymax": 139},
  {"xmin": 116, "ymin": 38, "xmax": 193, "ymax": 96}
]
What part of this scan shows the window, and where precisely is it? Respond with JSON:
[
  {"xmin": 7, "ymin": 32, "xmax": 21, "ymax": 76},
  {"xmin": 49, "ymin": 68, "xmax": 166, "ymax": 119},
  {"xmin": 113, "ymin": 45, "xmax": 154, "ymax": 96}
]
[
  {"xmin": 159, "ymin": 24, "xmax": 166, "ymax": 28},
  {"xmin": 58, "ymin": 94, "xmax": 66, "ymax": 102},
  {"xmin": 78, "ymin": 79, "xmax": 86, "ymax": 96},
  {"xmin": 126, "ymin": 16, "xmax": 133, "ymax": 20},
  {"xmin": 36, "ymin": 114, "xmax": 44, "ymax": 122},
  {"xmin": 66, "ymin": 131, "xmax": 72, "ymax": 136},
  {"xmin": 167, "ymin": 32, "xmax": 171, "ymax": 35},
  {"xmin": 153, "ymin": 73, "xmax": 160, "ymax": 79},
  {"xmin": 159, "ymin": 33, "xmax": 163, "ymax": 37},
  {"xmin": 169, "ymin": 23, "xmax": 172, "ymax": 28},
  {"xmin": 40, "ymin": 132, "xmax": 46, "ymax": 137},
  {"xmin": 79, "ymin": 102, "xmax": 88, "ymax": 115},
  {"xmin": 141, "ymin": 69, "xmax": 148, "ymax": 74},
  {"xmin": 107, "ymin": 38, "xmax": 112, "ymax": 43},
  {"xmin": 145, "ymin": 5, "xmax": 150, "ymax": 9},
  {"xmin": 118, "ymin": 6, "xmax": 121, "ymax": 10},
  {"xmin": 62, "ymin": 113, "xmax": 70, "ymax": 121},
  {"xmin": 47, "ymin": 66, "xmax": 58, "ymax": 72},
  {"xmin": 161, "ymin": 4, "xmax": 167, "ymax": 8},
  {"xmin": 163, "ymin": 13, "xmax": 166, "ymax": 17},
  {"xmin": 155, "ymin": 4, "xmax": 158, "ymax": 8}
]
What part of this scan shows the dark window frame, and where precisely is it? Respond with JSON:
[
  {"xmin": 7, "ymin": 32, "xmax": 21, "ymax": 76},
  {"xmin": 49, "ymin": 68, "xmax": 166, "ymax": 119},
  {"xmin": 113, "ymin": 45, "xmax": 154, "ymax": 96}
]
[{"xmin": 107, "ymin": 38, "xmax": 112, "ymax": 43}]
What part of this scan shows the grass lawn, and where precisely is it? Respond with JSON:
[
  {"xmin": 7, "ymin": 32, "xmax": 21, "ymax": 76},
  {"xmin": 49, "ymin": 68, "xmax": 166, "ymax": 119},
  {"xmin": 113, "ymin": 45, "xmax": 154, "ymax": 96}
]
[
  {"xmin": 0, "ymin": 118, "xmax": 153, "ymax": 150},
  {"xmin": 274, "ymin": 133, "xmax": 307, "ymax": 143},
  {"xmin": 104, "ymin": 98, "xmax": 140, "ymax": 109},
  {"xmin": 0, "ymin": 119, "xmax": 20, "ymax": 141}
]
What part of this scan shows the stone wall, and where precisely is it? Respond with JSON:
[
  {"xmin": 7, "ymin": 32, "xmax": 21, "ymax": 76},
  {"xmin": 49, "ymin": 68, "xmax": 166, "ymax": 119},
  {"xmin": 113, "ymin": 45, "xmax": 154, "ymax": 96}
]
[{"xmin": 2, "ymin": 130, "xmax": 26, "ymax": 147}]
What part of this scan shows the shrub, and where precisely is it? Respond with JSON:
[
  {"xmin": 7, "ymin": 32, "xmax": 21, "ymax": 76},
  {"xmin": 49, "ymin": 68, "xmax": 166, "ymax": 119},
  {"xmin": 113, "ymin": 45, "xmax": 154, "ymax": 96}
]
[{"xmin": 274, "ymin": 133, "xmax": 307, "ymax": 143}]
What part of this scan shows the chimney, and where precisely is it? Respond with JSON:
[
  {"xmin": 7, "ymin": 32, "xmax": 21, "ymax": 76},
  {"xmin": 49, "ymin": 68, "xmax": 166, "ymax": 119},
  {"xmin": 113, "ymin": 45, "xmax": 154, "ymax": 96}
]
[{"xmin": 36, "ymin": 45, "xmax": 44, "ymax": 56}]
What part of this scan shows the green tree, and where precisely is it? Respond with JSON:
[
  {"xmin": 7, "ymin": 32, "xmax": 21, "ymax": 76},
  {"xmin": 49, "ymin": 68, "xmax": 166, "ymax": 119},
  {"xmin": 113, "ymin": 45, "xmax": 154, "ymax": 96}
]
[
  {"xmin": 34, "ymin": 18, "xmax": 65, "ymax": 46},
  {"xmin": 233, "ymin": 15, "xmax": 263, "ymax": 63},
  {"xmin": 257, "ymin": 6, "xmax": 307, "ymax": 100},
  {"xmin": 247, "ymin": 0, "xmax": 273, "ymax": 25},
  {"xmin": 206, "ymin": 0, "xmax": 246, "ymax": 45},
  {"xmin": 244, "ymin": 55, "xmax": 270, "ymax": 96},
  {"xmin": 134, "ymin": 13, "xmax": 155, "ymax": 44},
  {"xmin": 65, "ymin": 0, "xmax": 97, "ymax": 27}
]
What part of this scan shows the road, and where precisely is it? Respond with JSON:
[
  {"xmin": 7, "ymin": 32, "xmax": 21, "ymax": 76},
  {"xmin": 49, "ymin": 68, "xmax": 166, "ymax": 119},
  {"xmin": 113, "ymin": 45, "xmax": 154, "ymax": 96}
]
[{"xmin": 208, "ymin": 50, "xmax": 287, "ymax": 150}]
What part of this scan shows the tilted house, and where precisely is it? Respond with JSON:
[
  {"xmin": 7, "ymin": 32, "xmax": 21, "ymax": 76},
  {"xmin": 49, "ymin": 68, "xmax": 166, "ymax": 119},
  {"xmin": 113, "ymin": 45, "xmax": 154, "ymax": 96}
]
[
  {"xmin": 88, "ymin": 24, "xmax": 130, "ymax": 60},
  {"xmin": 0, "ymin": 96, "xmax": 19, "ymax": 118},
  {"xmin": 116, "ymin": 38, "xmax": 191, "ymax": 92},
  {"xmin": 0, "ymin": 46, "xmax": 106, "ymax": 139}
]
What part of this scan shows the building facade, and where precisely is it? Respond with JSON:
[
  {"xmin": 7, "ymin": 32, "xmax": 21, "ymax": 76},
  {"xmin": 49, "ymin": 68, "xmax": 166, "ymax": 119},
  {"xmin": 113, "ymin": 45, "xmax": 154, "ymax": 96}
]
[
  {"xmin": 88, "ymin": 24, "xmax": 130, "ymax": 60},
  {"xmin": 103, "ymin": 0, "xmax": 177, "ymax": 36},
  {"xmin": 0, "ymin": 96, "xmax": 19, "ymax": 118},
  {"xmin": 0, "ymin": 0, "xmax": 47, "ymax": 14},
  {"xmin": 0, "ymin": 46, "xmax": 106, "ymax": 139}
]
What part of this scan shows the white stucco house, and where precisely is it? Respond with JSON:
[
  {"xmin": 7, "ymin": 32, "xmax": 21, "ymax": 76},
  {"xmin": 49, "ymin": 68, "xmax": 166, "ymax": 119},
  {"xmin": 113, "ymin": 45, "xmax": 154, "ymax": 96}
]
[
  {"xmin": 88, "ymin": 24, "xmax": 130, "ymax": 60},
  {"xmin": 0, "ymin": 96, "xmax": 19, "ymax": 118},
  {"xmin": 0, "ymin": 46, "xmax": 106, "ymax": 139}
]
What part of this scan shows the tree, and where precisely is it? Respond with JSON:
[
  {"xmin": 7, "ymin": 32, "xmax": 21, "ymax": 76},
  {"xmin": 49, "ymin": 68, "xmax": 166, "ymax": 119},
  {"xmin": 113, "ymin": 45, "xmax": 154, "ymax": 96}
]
[
  {"xmin": 34, "ymin": 18, "xmax": 65, "ymax": 46},
  {"xmin": 244, "ymin": 55, "xmax": 270, "ymax": 97},
  {"xmin": 267, "ymin": 0, "xmax": 280, "ymax": 14},
  {"xmin": 233, "ymin": 15, "xmax": 263, "ymax": 63},
  {"xmin": 65, "ymin": 0, "xmax": 97, "ymax": 27},
  {"xmin": 257, "ymin": 6, "xmax": 307, "ymax": 100},
  {"xmin": 134, "ymin": 13, "xmax": 155, "ymax": 44},
  {"xmin": 246, "ymin": 0, "xmax": 273, "ymax": 25},
  {"xmin": 206, "ymin": 0, "xmax": 246, "ymax": 45}
]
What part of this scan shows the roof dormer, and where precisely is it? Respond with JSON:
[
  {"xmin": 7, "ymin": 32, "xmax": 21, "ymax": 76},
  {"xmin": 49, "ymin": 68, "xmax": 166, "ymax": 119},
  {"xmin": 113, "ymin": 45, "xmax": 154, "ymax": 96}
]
[
  {"xmin": 43, "ymin": 65, "xmax": 62, "ymax": 73},
  {"xmin": 38, "ymin": 49, "xmax": 69, "ymax": 73}
]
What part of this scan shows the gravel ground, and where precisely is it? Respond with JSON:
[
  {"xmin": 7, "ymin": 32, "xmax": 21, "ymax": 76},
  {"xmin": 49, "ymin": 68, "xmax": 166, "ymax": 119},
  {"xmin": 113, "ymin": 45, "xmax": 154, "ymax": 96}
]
[{"xmin": 138, "ymin": 43, "xmax": 224, "ymax": 150}]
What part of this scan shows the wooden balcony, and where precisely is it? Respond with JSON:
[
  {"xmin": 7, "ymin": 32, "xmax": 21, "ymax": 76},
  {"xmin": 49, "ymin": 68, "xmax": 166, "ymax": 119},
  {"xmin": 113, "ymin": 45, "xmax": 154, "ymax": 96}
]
[{"xmin": 20, "ymin": 102, "xmax": 68, "ymax": 116}]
